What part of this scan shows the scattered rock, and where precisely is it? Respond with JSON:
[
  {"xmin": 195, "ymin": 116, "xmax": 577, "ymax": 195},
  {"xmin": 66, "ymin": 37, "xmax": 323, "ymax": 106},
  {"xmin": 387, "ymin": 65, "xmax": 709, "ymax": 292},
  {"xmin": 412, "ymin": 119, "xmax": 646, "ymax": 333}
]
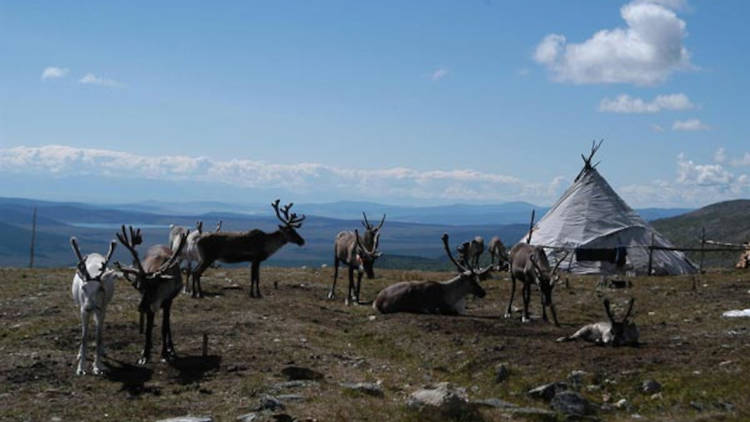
[
  {"xmin": 157, "ymin": 417, "xmax": 213, "ymax": 422},
  {"xmin": 340, "ymin": 382, "xmax": 384, "ymax": 397},
  {"xmin": 615, "ymin": 398, "xmax": 628, "ymax": 409},
  {"xmin": 642, "ymin": 380, "xmax": 662, "ymax": 394},
  {"xmin": 255, "ymin": 395, "xmax": 284, "ymax": 411},
  {"xmin": 568, "ymin": 370, "xmax": 589, "ymax": 388},
  {"xmin": 277, "ymin": 394, "xmax": 305, "ymax": 403},
  {"xmin": 650, "ymin": 392, "xmax": 663, "ymax": 400},
  {"xmin": 690, "ymin": 401, "xmax": 704, "ymax": 412},
  {"xmin": 406, "ymin": 382, "xmax": 473, "ymax": 418},
  {"xmin": 494, "ymin": 363, "xmax": 509, "ymax": 383},
  {"xmin": 280, "ymin": 366, "xmax": 324, "ymax": 381},
  {"xmin": 471, "ymin": 398, "xmax": 518, "ymax": 409},
  {"xmin": 550, "ymin": 391, "xmax": 596, "ymax": 416},
  {"xmin": 502, "ymin": 407, "xmax": 557, "ymax": 421},
  {"xmin": 528, "ymin": 382, "xmax": 569, "ymax": 401},
  {"xmin": 236, "ymin": 414, "xmax": 257, "ymax": 422},
  {"xmin": 271, "ymin": 380, "xmax": 318, "ymax": 391}
]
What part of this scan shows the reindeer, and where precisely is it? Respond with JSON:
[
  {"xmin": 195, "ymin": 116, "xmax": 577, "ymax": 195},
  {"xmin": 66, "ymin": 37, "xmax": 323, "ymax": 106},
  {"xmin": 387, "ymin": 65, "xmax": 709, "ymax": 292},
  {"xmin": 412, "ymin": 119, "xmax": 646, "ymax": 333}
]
[
  {"xmin": 457, "ymin": 236, "xmax": 484, "ymax": 268},
  {"xmin": 115, "ymin": 226, "xmax": 187, "ymax": 365},
  {"xmin": 374, "ymin": 233, "xmax": 491, "ymax": 314},
  {"xmin": 328, "ymin": 212, "xmax": 385, "ymax": 305},
  {"xmin": 328, "ymin": 229, "xmax": 382, "ymax": 305},
  {"xmin": 70, "ymin": 238, "xmax": 117, "ymax": 375},
  {"xmin": 505, "ymin": 243, "xmax": 568, "ymax": 326},
  {"xmin": 557, "ymin": 298, "xmax": 639, "ymax": 346},
  {"xmin": 169, "ymin": 220, "xmax": 223, "ymax": 296},
  {"xmin": 192, "ymin": 199, "xmax": 305, "ymax": 298},
  {"xmin": 489, "ymin": 236, "xmax": 509, "ymax": 270}
]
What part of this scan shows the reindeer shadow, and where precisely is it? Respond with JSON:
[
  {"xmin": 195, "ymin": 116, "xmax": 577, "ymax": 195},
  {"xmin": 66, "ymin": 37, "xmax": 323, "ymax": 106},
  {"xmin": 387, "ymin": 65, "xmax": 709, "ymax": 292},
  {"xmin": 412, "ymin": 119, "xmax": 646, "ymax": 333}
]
[
  {"xmin": 167, "ymin": 355, "xmax": 222, "ymax": 385},
  {"xmin": 104, "ymin": 358, "xmax": 154, "ymax": 397}
]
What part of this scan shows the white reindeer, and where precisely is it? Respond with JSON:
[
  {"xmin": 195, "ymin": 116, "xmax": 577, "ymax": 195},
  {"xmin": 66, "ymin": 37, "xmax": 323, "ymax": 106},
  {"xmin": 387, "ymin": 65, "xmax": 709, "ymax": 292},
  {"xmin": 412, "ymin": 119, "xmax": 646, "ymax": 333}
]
[
  {"xmin": 556, "ymin": 298, "xmax": 639, "ymax": 346},
  {"xmin": 70, "ymin": 237, "xmax": 117, "ymax": 375},
  {"xmin": 168, "ymin": 220, "xmax": 221, "ymax": 296}
]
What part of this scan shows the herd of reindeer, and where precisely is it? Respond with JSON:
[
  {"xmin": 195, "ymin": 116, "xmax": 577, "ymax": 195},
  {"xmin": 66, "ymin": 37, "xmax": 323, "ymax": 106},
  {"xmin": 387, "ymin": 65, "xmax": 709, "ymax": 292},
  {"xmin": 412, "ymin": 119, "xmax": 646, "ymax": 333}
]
[{"xmin": 69, "ymin": 199, "xmax": 638, "ymax": 376}]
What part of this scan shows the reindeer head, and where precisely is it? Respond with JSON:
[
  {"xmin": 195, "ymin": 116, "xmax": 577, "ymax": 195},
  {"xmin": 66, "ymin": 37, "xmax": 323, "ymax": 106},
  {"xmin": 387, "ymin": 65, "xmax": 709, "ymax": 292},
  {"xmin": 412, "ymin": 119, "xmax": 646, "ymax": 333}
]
[
  {"xmin": 272, "ymin": 199, "xmax": 306, "ymax": 246},
  {"xmin": 115, "ymin": 225, "xmax": 187, "ymax": 313},
  {"xmin": 70, "ymin": 237, "xmax": 117, "ymax": 312},
  {"xmin": 442, "ymin": 233, "xmax": 491, "ymax": 299},
  {"xmin": 529, "ymin": 248, "xmax": 568, "ymax": 306},
  {"xmin": 355, "ymin": 229, "xmax": 382, "ymax": 279},
  {"xmin": 604, "ymin": 298, "xmax": 639, "ymax": 346},
  {"xmin": 361, "ymin": 212, "xmax": 385, "ymax": 247}
]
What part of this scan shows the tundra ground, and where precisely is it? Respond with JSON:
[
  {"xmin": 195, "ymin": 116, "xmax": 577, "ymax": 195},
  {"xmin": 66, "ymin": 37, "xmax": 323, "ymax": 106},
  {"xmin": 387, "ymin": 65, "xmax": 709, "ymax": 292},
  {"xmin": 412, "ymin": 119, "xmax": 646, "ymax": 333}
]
[{"xmin": 1, "ymin": 266, "xmax": 748, "ymax": 421}]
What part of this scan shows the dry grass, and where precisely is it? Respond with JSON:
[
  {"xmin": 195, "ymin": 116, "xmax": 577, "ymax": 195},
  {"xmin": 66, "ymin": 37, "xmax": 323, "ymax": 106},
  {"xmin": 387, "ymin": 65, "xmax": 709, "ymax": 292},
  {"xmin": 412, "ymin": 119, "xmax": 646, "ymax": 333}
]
[{"xmin": 1, "ymin": 266, "xmax": 749, "ymax": 421}]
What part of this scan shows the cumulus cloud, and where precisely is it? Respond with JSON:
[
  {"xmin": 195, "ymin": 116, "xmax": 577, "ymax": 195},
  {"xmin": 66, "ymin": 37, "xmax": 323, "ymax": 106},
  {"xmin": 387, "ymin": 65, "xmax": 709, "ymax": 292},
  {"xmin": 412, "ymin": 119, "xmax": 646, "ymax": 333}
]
[
  {"xmin": 41, "ymin": 67, "xmax": 69, "ymax": 80},
  {"xmin": 533, "ymin": 0, "xmax": 691, "ymax": 85},
  {"xmin": 430, "ymin": 68, "xmax": 449, "ymax": 81},
  {"xmin": 598, "ymin": 93, "xmax": 694, "ymax": 113},
  {"xmin": 0, "ymin": 145, "xmax": 565, "ymax": 204},
  {"xmin": 79, "ymin": 73, "xmax": 123, "ymax": 87},
  {"xmin": 714, "ymin": 147, "xmax": 726, "ymax": 164},
  {"xmin": 672, "ymin": 118, "xmax": 709, "ymax": 131},
  {"xmin": 730, "ymin": 153, "xmax": 750, "ymax": 167},
  {"xmin": 619, "ymin": 152, "xmax": 750, "ymax": 207}
]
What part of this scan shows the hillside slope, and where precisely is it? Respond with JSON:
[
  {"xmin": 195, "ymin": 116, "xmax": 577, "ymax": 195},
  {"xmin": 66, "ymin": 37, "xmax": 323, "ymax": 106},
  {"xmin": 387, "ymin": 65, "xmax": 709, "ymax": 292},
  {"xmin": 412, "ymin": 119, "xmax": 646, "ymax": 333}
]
[{"xmin": 652, "ymin": 199, "xmax": 750, "ymax": 267}]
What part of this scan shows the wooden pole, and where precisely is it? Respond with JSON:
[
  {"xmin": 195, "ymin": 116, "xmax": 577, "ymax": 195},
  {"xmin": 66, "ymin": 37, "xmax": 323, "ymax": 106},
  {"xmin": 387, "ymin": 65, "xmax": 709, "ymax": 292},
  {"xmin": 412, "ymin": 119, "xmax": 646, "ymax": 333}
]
[
  {"xmin": 29, "ymin": 207, "xmax": 37, "ymax": 268},
  {"xmin": 526, "ymin": 209, "xmax": 536, "ymax": 244},
  {"xmin": 647, "ymin": 233, "xmax": 655, "ymax": 276},
  {"xmin": 699, "ymin": 227, "xmax": 706, "ymax": 274}
]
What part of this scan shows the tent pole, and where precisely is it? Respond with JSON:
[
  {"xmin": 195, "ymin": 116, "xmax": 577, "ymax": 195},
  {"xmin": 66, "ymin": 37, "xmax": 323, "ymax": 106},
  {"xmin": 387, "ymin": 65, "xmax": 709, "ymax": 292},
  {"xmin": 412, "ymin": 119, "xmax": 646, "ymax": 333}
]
[
  {"xmin": 699, "ymin": 227, "xmax": 706, "ymax": 274},
  {"xmin": 647, "ymin": 233, "xmax": 655, "ymax": 275},
  {"xmin": 526, "ymin": 209, "xmax": 535, "ymax": 244}
]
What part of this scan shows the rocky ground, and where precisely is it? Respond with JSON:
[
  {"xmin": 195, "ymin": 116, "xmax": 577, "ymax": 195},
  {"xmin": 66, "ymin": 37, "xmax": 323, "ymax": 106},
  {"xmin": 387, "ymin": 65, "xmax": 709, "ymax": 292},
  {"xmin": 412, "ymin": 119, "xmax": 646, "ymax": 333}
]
[{"xmin": 1, "ymin": 266, "xmax": 749, "ymax": 421}]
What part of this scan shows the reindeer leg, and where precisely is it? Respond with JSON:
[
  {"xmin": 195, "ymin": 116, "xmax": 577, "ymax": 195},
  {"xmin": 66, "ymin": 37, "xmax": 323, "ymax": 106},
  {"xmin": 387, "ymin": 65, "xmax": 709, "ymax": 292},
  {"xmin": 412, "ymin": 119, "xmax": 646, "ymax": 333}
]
[
  {"xmin": 504, "ymin": 274, "xmax": 516, "ymax": 318},
  {"xmin": 251, "ymin": 261, "xmax": 261, "ymax": 298},
  {"xmin": 549, "ymin": 302, "xmax": 560, "ymax": 327},
  {"xmin": 92, "ymin": 310, "xmax": 105, "ymax": 375},
  {"xmin": 541, "ymin": 292, "xmax": 548, "ymax": 322},
  {"xmin": 355, "ymin": 271, "xmax": 363, "ymax": 304},
  {"xmin": 161, "ymin": 301, "xmax": 177, "ymax": 361},
  {"xmin": 328, "ymin": 258, "xmax": 339, "ymax": 300},
  {"xmin": 345, "ymin": 266, "xmax": 354, "ymax": 306},
  {"xmin": 138, "ymin": 311, "xmax": 155, "ymax": 365},
  {"xmin": 522, "ymin": 283, "xmax": 531, "ymax": 323},
  {"xmin": 192, "ymin": 260, "xmax": 211, "ymax": 299},
  {"xmin": 76, "ymin": 310, "xmax": 90, "ymax": 375},
  {"xmin": 183, "ymin": 261, "xmax": 192, "ymax": 294}
]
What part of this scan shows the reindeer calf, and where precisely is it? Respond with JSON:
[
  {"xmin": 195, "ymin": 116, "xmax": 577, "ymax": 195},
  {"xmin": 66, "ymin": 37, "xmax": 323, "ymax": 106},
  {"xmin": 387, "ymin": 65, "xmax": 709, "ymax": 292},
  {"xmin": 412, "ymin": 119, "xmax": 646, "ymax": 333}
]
[
  {"xmin": 557, "ymin": 298, "xmax": 639, "ymax": 346},
  {"xmin": 70, "ymin": 238, "xmax": 117, "ymax": 375}
]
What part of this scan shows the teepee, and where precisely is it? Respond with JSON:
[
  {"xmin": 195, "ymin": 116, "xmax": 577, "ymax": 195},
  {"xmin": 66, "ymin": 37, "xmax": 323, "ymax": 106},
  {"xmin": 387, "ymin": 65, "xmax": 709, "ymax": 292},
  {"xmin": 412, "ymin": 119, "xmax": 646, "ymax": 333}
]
[{"xmin": 523, "ymin": 141, "xmax": 696, "ymax": 276}]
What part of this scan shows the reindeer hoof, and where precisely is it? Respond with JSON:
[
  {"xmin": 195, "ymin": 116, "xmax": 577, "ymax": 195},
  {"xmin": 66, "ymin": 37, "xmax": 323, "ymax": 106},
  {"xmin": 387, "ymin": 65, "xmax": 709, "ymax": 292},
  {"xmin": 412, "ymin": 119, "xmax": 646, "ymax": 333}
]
[
  {"xmin": 76, "ymin": 367, "xmax": 86, "ymax": 376},
  {"xmin": 92, "ymin": 365, "xmax": 105, "ymax": 375},
  {"xmin": 161, "ymin": 351, "xmax": 177, "ymax": 362},
  {"xmin": 327, "ymin": 292, "xmax": 335, "ymax": 300},
  {"xmin": 503, "ymin": 312, "xmax": 512, "ymax": 319},
  {"xmin": 521, "ymin": 317, "xmax": 531, "ymax": 323},
  {"xmin": 137, "ymin": 356, "xmax": 149, "ymax": 366}
]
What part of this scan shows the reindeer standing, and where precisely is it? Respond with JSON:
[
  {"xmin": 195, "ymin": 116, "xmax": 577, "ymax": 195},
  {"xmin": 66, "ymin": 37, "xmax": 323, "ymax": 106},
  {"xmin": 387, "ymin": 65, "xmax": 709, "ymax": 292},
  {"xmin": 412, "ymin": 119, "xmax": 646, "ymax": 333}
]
[
  {"xmin": 557, "ymin": 298, "xmax": 639, "ymax": 346},
  {"xmin": 192, "ymin": 199, "xmax": 305, "ymax": 298},
  {"xmin": 505, "ymin": 243, "xmax": 568, "ymax": 326},
  {"xmin": 374, "ymin": 233, "xmax": 491, "ymax": 314},
  {"xmin": 70, "ymin": 238, "xmax": 117, "ymax": 375},
  {"xmin": 115, "ymin": 226, "xmax": 187, "ymax": 365},
  {"xmin": 169, "ymin": 220, "xmax": 222, "ymax": 296},
  {"xmin": 457, "ymin": 236, "xmax": 484, "ymax": 268},
  {"xmin": 328, "ymin": 212, "xmax": 385, "ymax": 305},
  {"xmin": 488, "ymin": 236, "xmax": 509, "ymax": 270}
]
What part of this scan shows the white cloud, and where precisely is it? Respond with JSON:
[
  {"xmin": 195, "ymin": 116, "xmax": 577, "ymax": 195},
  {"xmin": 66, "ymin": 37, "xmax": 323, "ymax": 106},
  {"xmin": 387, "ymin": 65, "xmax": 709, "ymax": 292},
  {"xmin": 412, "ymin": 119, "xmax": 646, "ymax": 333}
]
[
  {"xmin": 730, "ymin": 152, "xmax": 750, "ymax": 167},
  {"xmin": 651, "ymin": 124, "xmax": 665, "ymax": 132},
  {"xmin": 79, "ymin": 73, "xmax": 123, "ymax": 87},
  {"xmin": 41, "ymin": 67, "xmax": 69, "ymax": 80},
  {"xmin": 672, "ymin": 118, "xmax": 709, "ymax": 131},
  {"xmin": 430, "ymin": 68, "xmax": 449, "ymax": 81},
  {"xmin": 714, "ymin": 147, "xmax": 726, "ymax": 164},
  {"xmin": 533, "ymin": 0, "xmax": 691, "ymax": 85},
  {"xmin": 598, "ymin": 93, "xmax": 694, "ymax": 113},
  {"xmin": 0, "ymin": 145, "xmax": 565, "ymax": 204}
]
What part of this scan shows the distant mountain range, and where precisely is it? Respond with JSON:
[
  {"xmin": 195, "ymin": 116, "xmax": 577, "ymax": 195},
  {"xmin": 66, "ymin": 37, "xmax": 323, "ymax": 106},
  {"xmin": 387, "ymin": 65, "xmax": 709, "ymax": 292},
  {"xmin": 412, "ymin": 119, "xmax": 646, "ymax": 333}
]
[{"xmin": 0, "ymin": 196, "xmax": 696, "ymax": 269}]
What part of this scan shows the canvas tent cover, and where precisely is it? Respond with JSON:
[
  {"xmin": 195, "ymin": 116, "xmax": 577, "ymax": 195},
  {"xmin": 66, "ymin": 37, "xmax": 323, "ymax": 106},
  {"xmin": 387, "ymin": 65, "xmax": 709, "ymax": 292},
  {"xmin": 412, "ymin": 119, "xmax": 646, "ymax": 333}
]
[{"xmin": 523, "ymin": 162, "xmax": 696, "ymax": 275}]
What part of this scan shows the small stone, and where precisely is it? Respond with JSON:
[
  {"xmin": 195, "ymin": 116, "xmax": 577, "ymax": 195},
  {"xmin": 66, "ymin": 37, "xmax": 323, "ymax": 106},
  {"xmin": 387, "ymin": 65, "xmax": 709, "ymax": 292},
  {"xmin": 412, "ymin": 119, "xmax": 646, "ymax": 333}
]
[
  {"xmin": 368, "ymin": 315, "xmax": 376, "ymax": 321},
  {"xmin": 236, "ymin": 414, "xmax": 257, "ymax": 422},
  {"xmin": 550, "ymin": 391, "xmax": 595, "ymax": 416},
  {"xmin": 690, "ymin": 401, "xmax": 704, "ymax": 411},
  {"xmin": 280, "ymin": 366, "xmax": 324, "ymax": 381},
  {"xmin": 277, "ymin": 394, "xmax": 305, "ymax": 402},
  {"xmin": 650, "ymin": 392, "xmax": 663, "ymax": 400},
  {"xmin": 494, "ymin": 364, "xmax": 509, "ymax": 383},
  {"xmin": 157, "ymin": 418, "xmax": 213, "ymax": 422},
  {"xmin": 407, "ymin": 382, "xmax": 472, "ymax": 417},
  {"xmin": 255, "ymin": 395, "xmax": 284, "ymax": 411},
  {"xmin": 340, "ymin": 382, "xmax": 384, "ymax": 397},
  {"xmin": 472, "ymin": 398, "xmax": 518, "ymax": 409},
  {"xmin": 615, "ymin": 398, "xmax": 628, "ymax": 409},
  {"xmin": 642, "ymin": 380, "xmax": 662, "ymax": 394},
  {"xmin": 567, "ymin": 370, "xmax": 589, "ymax": 388},
  {"xmin": 528, "ymin": 382, "xmax": 569, "ymax": 401}
]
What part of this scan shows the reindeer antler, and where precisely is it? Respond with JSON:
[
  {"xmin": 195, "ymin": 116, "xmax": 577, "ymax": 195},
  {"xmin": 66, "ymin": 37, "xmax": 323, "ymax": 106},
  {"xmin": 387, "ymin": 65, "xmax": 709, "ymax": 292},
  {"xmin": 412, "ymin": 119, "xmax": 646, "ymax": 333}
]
[
  {"xmin": 355, "ymin": 229, "xmax": 381, "ymax": 257},
  {"xmin": 215, "ymin": 220, "xmax": 223, "ymax": 232},
  {"xmin": 603, "ymin": 298, "xmax": 615, "ymax": 324},
  {"xmin": 551, "ymin": 250, "xmax": 570, "ymax": 275},
  {"xmin": 196, "ymin": 221, "xmax": 204, "ymax": 234},
  {"xmin": 115, "ymin": 225, "xmax": 146, "ymax": 276},
  {"xmin": 361, "ymin": 212, "xmax": 371, "ymax": 229},
  {"xmin": 94, "ymin": 240, "xmax": 117, "ymax": 280},
  {"xmin": 441, "ymin": 233, "xmax": 470, "ymax": 274},
  {"xmin": 70, "ymin": 237, "xmax": 93, "ymax": 281},
  {"xmin": 272, "ymin": 199, "xmax": 306, "ymax": 228},
  {"xmin": 155, "ymin": 232, "xmax": 187, "ymax": 276},
  {"xmin": 623, "ymin": 298, "xmax": 635, "ymax": 321}
]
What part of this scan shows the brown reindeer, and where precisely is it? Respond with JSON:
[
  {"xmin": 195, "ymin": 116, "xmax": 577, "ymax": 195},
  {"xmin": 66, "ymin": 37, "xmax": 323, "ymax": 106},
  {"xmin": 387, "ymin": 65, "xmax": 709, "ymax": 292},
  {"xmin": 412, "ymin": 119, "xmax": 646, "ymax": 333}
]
[
  {"xmin": 191, "ymin": 199, "xmax": 305, "ymax": 298},
  {"xmin": 488, "ymin": 236, "xmax": 509, "ymax": 270},
  {"xmin": 505, "ymin": 243, "xmax": 568, "ymax": 326},
  {"xmin": 373, "ymin": 233, "xmax": 491, "ymax": 315},
  {"xmin": 457, "ymin": 236, "xmax": 485, "ymax": 268},
  {"xmin": 115, "ymin": 225, "xmax": 187, "ymax": 365},
  {"xmin": 328, "ymin": 212, "xmax": 385, "ymax": 305}
]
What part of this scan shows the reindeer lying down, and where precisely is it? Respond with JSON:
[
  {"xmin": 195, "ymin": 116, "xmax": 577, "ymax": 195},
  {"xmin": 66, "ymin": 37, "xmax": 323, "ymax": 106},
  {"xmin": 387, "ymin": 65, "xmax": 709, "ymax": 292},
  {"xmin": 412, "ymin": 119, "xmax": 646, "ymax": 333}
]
[{"xmin": 556, "ymin": 298, "xmax": 639, "ymax": 346}]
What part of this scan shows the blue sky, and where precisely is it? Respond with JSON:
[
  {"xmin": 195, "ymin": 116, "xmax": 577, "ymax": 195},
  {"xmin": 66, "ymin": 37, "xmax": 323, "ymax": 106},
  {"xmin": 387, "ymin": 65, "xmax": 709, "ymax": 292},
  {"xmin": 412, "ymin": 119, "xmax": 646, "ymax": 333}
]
[{"xmin": 1, "ymin": 0, "xmax": 748, "ymax": 207}]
